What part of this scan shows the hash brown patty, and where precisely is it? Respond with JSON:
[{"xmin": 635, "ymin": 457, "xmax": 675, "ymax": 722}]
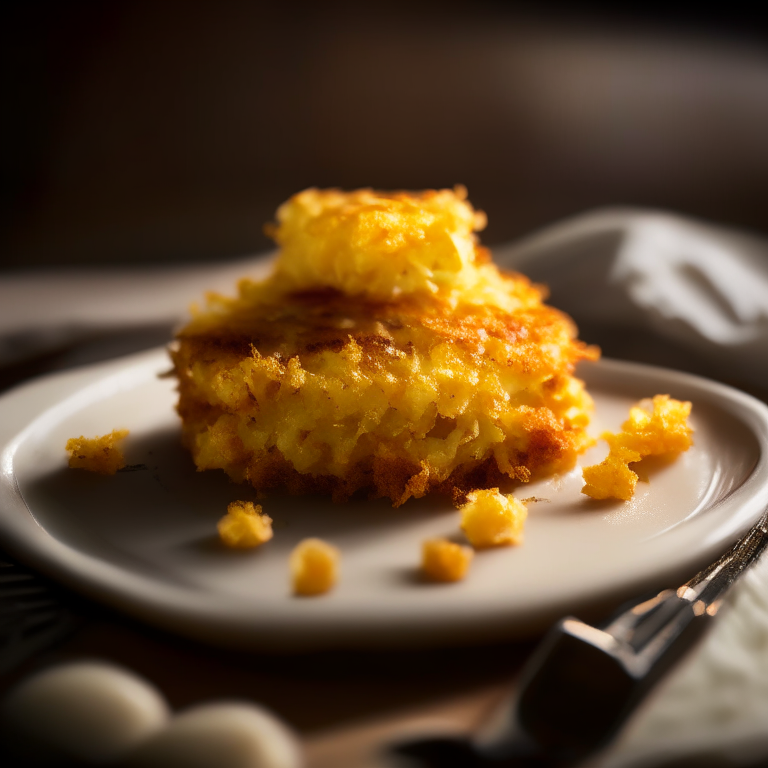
[{"xmin": 172, "ymin": 272, "xmax": 596, "ymax": 506}]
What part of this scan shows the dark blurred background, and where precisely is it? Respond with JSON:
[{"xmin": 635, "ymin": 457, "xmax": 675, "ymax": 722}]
[{"xmin": 3, "ymin": 0, "xmax": 768, "ymax": 269}]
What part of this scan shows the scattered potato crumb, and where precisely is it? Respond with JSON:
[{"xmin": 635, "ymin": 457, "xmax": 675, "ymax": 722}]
[
  {"xmin": 290, "ymin": 538, "xmax": 340, "ymax": 596},
  {"xmin": 65, "ymin": 429, "xmax": 129, "ymax": 475},
  {"xmin": 422, "ymin": 538, "xmax": 473, "ymax": 582},
  {"xmin": 582, "ymin": 394, "xmax": 693, "ymax": 501},
  {"xmin": 218, "ymin": 501, "xmax": 273, "ymax": 549},
  {"xmin": 460, "ymin": 488, "xmax": 528, "ymax": 548}
]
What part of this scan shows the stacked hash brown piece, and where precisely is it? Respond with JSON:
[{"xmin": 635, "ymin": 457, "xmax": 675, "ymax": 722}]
[{"xmin": 171, "ymin": 188, "xmax": 598, "ymax": 506}]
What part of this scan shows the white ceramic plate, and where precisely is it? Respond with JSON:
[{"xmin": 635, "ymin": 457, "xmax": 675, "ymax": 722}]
[{"xmin": 1, "ymin": 349, "xmax": 767, "ymax": 651}]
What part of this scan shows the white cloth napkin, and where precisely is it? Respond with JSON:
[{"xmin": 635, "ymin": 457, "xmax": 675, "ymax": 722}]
[
  {"xmin": 497, "ymin": 208, "xmax": 768, "ymax": 391},
  {"xmin": 2, "ymin": 209, "xmax": 768, "ymax": 766}
]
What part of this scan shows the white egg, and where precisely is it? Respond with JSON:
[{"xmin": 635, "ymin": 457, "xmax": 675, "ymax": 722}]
[
  {"xmin": 0, "ymin": 660, "xmax": 170, "ymax": 766},
  {"xmin": 121, "ymin": 702, "xmax": 303, "ymax": 768}
]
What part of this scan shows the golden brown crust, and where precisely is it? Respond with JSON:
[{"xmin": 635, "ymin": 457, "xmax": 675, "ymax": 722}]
[
  {"xmin": 172, "ymin": 292, "xmax": 595, "ymax": 506},
  {"xmin": 171, "ymin": 187, "xmax": 598, "ymax": 506}
]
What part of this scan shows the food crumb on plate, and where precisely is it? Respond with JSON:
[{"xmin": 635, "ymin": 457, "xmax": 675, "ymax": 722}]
[
  {"xmin": 421, "ymin": 538, "xmax": 473, "ymax": 582},
  {"xmin": 582, "ymin": 394, "xmax": 693, "ymax": 501},
  {"xmin": 460, "ymin": 488, "xmax": 527, "ymax": 548},
  {"xmin": 218, "ymin": 501, "xmax": 274, "ymax": 549},
  {"xmin": 65, "ymin": 429, "xmax": 129, "ymax": 475},
  {"xmin": 290, "ymin": 538, "xmax": 340, "ymax": 596}
]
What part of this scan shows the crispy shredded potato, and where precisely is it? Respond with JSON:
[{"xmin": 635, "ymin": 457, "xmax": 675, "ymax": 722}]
[
  {"xmin": 290, "ymin": 538, "xmax": 340, "ymax": 596},
  {"xmin": 65, "ymin": 429, "xmax": 129, "ymax": 475},
  {"xmin": 422, "ymin": 538, "xmax": 474, "ymax": 582},
  {"xmin": 582, "ymin": 395, "xmax": 693, "ymax": 501},
  {"xmin": 460, "ymin": 488, "xmax": 528, "ymax": 548},
  {"xmin": 172, "ymin": 187, "xmax": 598, "ymax": 506},
  {"xmin": 269, "ymin": 186, "xmax": 492, "ymax": 303},
  {"xmin": 217, "ymin": 500, "xmax": 273, "ymax": 549}
]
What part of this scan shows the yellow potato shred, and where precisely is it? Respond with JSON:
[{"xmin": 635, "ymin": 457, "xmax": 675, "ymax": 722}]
[
  {"xmin": 290, "ymin": 538, "xmax": 340, "ymax": 596},
  {"xmin": 270, "ymin": 186, "xmax": 499, "ymax": 304},
  {"xmin": 582, "ymin": 394, "xmax": 693, "ymax": 501},
  {"xmin": 460, "ymin": 489, "xmax": 528, "ymax": 548},
  {"xmin": 422, "ymin": 538, "xmax": 474, "ymax": 582},
  {"xmin": 65, "ymin": 429, "xmax": 129, "ymax": 475},
  {"xmin": 217, "ymin": 500, "xmax": 273, "ymax": 549},
  {"xmin": 171, "ymin": 187, "xmax": 598, "ymax": 506}
]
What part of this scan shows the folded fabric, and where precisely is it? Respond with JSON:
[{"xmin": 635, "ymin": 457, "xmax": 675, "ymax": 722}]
[{"xmin": 497, "ymin": 208, "xmax": 768, "ymax": 391}]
